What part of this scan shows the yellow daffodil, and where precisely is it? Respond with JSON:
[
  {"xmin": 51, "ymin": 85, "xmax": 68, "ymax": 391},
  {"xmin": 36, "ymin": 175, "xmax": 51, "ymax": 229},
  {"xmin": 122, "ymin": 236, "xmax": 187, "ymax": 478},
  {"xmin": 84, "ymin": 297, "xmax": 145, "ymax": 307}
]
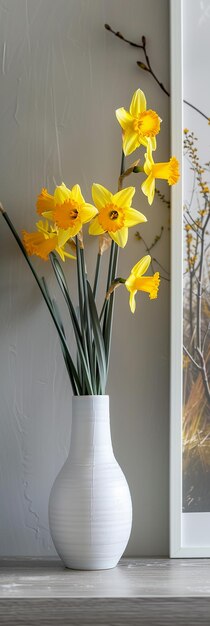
[
  {"xmin": 22, "ymin": 220, "xmax": 76, "ymax": 262},
  {"xmin": 89, "ymin": 183, "xmax": 147, "ymax": 248},
  {"xmin": 125, "ymin": 255, "xmax": 160, "ymax": 313},
  {"xmin": 36, "ymin": 183, "xmax": 98, "ymax": 236},
  {"xmin": 141, "ymin": 140, "xmax": 180, "ymax": 205},
  {"xmin": 37, "ymin": 188, "xmax": 54, "ymax": 215},
  {"xmin": 116, "ymin": 88, "xmax": 161, "ymax": 156}
]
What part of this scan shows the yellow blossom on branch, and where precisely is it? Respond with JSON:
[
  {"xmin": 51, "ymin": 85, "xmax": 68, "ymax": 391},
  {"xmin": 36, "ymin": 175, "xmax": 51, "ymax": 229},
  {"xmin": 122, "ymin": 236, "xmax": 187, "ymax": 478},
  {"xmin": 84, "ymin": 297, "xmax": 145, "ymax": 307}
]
[
  {"xmin": 199, "ymin": 209, "xmax": 207, "ymax": 217},
  {"xmin": 125, "ymin": 255, "xmax": 160, "ymax": 313},
  {"xmin": 141, "ymin": 140, "xmax": 180, "ymax": 205},
  {"xmin": 186, "ymin": 233, "xmax": 193, "ymax": 244},
  {"xmin": 199, "ymin": 184, "xmax": 210, "ymax": 194},
  {"xmin": 36, "ymin": 183, "xmax": 98, "ymax": 236},
  {"xmin": 89, "ymin": 184, "xmax": 147, "ymax": 248},
  {"xmin": 189, "ymin": 255, "xmax": 197, "ymax": 268},
  {"xmin": 22, "ymin": 220, "xmax": 76, "ymax": 262},
  {"xmin": 115, "ymin": 88, "xmax": 161, "ymax": 156}
]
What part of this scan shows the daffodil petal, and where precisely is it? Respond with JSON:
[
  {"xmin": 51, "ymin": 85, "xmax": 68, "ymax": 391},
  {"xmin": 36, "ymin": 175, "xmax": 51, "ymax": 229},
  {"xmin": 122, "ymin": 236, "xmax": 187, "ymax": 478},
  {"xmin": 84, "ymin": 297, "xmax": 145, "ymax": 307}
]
[
  {"xmin": 40, "ymin": 210, "xmax": 54, "ymax": 221},
  {"xmin": 79, "ymin": 203, "xmax": 98, "ymax": 223},
  {"xmin": 57, "ymin": 227, "xmax": 73, "ymax": 247},
  {"xmin": 129, "ymin": 290, "xmax": 137, "ymax": 313},
  {"xmin": 150, "ymin": 136, "xmax": 157, "ymax": 151},
  {"xmin": 56, "ymin": 246, "xmax": 76, "ymax": 261},
  {"xmin": 146, "ymin": 138, "xmax": 153, "ymax": 162},
  {"xmin": 36, "ymin": 219, "xmax": 50, "ymax": 234},
  {"xmin": 124, "ymin": 207, "xmax": 147, "ymax": 227},
  {"xmin": 56, "ymin": 247, "xmax": 65, "ymax": 261},
  {"xmin": 139, "ymin": 136, "xmax": 150, "ymax": 148},
  {"xmin": 71, "ymin": 184, "xmax": 85, "ymax": 205},
  {"xmin": 63, "ymin": 251, "xmax": 76, "ymax": 259},
  {"xmin": 144, "ymin": 141, "xmax": 154, "ymax": 175},
  {"xmin": 109, "ymin": 227, "xmax": 128, "ymax": 248},
  {"xmin": 54, "ymin": 182, "xmax": 71, "ymax": 205},
  {"xmin": 142, "ymin": 135, "xmax": 159, "ymax": 152},
  {"xmin": 123, "ymin": 130, "xmax": 140, "ymax": 156},
  {"xmin": 115, "ymin": 107, "xmax": 133, "ymax": 130},
  {"xmin": 114, "ymin": 187, "xmax": 135, "ymax": 208},
  {"xmin": 125, "ymin": 274, "xmax": 135, "ymax": 291},
  {"xmin": 144, "ymin": 159, "xmax": 152, "ymax": 176},
  {"xmin": 141, "ymin": 174, "xmax": 155, "ymax": 205},
  {"xmin": 89, "ymin": 216, "xmax": 105, "ymax": 235},
  {"xmin": 130, "ymin": 88, "xmax": 146, "ymax": 117},
  {"xmin": 36, "ymin": 188, "xmax": 54, "ymax": 215},
  {"xmin": 56, "ymin": 220, "xmax": 81, "ymax": 238},
  {"xmin": 67, "ymin": 222, "xmax": 83, "ymax": 238},
  {"xmin": 131, "ymin": 255, "xmax": 151, "ymax": 277},
  {"xmin": 92, "ymin": 184, "xmax": 112, "ymax": 210}
]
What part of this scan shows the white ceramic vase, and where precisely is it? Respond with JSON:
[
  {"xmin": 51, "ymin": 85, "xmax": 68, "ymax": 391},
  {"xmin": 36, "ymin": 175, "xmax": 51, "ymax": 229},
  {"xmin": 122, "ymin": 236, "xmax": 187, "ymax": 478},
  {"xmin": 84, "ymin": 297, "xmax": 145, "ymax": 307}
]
[{"xmin": 48, "ymin": 395, "xmax": 132, "ymax": 570}]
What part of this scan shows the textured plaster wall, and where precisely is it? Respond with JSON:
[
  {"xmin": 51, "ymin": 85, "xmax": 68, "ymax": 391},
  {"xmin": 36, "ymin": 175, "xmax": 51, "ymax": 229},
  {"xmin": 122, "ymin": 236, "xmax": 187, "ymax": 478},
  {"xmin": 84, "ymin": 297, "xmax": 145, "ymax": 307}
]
[{"xmin": 0, "ymin": 0, "xmax": 170, "ymax": 556}]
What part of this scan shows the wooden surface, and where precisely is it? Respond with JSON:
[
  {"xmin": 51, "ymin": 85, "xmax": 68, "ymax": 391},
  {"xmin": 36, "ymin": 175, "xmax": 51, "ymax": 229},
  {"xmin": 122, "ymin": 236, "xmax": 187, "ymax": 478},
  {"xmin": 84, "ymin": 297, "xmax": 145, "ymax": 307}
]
[{"xmin": 0, "ymin": 558, "xmax": 210, "ymax": 625}]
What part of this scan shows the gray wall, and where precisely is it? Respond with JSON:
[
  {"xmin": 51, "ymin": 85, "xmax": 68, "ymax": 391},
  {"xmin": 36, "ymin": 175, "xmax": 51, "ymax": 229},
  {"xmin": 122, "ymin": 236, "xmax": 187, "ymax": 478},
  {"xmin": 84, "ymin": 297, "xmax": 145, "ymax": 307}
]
[{"xmin": 0, "ymin": 0, "xmax": 170, "ymax": 557}]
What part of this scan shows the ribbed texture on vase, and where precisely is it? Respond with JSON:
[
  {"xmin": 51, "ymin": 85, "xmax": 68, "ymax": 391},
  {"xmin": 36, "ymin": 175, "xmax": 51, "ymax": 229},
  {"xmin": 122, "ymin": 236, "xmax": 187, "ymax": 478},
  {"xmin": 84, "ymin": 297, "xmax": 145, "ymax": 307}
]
[{"xmin": 48, "ymin": 395, "xmax": 132, "ymax": 570}]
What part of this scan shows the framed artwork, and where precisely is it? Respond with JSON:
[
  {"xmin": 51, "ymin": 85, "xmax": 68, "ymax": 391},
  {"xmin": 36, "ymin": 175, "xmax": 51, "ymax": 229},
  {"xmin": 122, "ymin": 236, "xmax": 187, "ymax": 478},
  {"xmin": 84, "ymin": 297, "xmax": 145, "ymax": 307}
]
[{"xmin": 170, "ymin": 0, "xmax": 210, "ymax": 557}]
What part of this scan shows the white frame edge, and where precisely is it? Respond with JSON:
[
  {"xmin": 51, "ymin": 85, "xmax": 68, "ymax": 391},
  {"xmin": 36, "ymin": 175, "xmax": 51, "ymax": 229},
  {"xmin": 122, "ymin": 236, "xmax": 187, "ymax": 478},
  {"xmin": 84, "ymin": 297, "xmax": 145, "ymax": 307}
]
[
  {"xmin": 170, "ymin": 0, "xmax": 210, "ymax": 558},
  {"xmin": 170, "ymin": 0, "xmax": 183, "ymax": 559}
]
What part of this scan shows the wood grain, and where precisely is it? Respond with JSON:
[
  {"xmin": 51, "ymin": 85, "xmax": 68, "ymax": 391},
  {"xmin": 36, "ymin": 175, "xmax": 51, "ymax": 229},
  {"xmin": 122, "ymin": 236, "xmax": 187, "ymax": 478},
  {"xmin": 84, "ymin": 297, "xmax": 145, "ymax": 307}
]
[
  {"xmin": 0, "ymin": 598, "xmax": 210, "ymax": 626},
  {"xmin": 0, "ymin": 558, "xmax": 210, "ymax": 624}
]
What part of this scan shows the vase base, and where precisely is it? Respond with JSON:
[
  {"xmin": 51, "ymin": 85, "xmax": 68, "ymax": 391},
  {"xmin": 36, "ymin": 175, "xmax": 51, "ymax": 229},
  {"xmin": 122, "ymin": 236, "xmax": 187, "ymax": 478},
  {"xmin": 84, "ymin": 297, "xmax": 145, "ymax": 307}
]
[{"xmin": 62, "ymin": 558, "xmax": 119, "ymax": 571}]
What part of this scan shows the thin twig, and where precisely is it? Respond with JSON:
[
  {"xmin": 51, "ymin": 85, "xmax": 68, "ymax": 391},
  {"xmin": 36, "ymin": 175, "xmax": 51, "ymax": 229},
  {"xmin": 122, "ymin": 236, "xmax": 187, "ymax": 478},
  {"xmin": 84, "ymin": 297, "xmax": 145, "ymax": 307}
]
[
  {"xmin": 183, "ymin": 345, "xmax": 202, "ymax": 370},
  {"xmin": 105, "ymin": 24, "xmax": 210, "ymax": 120}
]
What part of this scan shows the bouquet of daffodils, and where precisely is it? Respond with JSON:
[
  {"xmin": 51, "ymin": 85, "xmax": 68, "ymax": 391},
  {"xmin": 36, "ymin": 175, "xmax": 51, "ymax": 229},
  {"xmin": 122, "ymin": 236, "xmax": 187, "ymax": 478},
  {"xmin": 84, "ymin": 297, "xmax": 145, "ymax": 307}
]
[{"xmin": 0, "ymin": 88, "xmax": 179, "ymax": 396}]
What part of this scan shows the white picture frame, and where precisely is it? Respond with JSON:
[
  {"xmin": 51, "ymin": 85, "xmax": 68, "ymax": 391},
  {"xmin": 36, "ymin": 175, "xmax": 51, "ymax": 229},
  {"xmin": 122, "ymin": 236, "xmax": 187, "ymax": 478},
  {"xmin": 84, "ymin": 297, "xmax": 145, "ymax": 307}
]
[{"xmin": 170, "ymin": 0, "xmax": 210, "ymax": 557}]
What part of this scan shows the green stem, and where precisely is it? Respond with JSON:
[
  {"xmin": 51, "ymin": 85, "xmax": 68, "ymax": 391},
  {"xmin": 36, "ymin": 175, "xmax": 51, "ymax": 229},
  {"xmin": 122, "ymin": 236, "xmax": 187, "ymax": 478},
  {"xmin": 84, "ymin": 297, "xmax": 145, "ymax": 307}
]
[
  {"xmin": 49, "ymin": 252, "xmax": 93, "ymax": 395},
  {"xmin": 93, "ymin": 253, "xmax": 101, "ymax": 298},
  {"xmin": 80, "ymin": 247, "xmax": 96, "ymax": 394},
  {"xmin": 103, "ymin": 150, "xmax": 125, "ymax": 363},
  {"xmin": 106, "ymin": 240, "xmax": 116, "ymax": 291},
  {"xmin": 1, "ymin": 210, "xmax": 80, "ymax": 395},
  {"xmin": 76, "ymin": 236, "xmax": 84, "ymax": 325},
  {"xmin": 104, "ymin": 244, "xmax": 119, "ymax": 368},
  {"xmin": 100, "ymin": 298, "xmax": 108, "ymax": 323},
  {"xmin": 120, "ymin": 151, "xmax": 125, "ymax": 178},
  {"xmin": 76, "ymin": 236, "xmax": 90, "ymax": 393}
]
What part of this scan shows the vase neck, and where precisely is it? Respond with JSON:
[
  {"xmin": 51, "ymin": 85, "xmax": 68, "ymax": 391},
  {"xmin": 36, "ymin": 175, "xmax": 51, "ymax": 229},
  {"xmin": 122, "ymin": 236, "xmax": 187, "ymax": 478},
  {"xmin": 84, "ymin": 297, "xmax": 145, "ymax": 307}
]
[{"xmin": 68, "ymin": 395, "xmax": 114, "ymax": 464}]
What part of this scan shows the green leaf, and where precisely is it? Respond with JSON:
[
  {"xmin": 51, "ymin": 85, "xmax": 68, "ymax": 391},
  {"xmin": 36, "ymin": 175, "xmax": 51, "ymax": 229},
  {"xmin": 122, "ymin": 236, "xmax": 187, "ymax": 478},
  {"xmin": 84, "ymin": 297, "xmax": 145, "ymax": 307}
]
[
  {"xmin": 50, "ymin": 253, "xmax": 94, "ymax": 395},
  {"xmin": 41, "ymin": 277, "xmax": 81, "ymax": 395},
  {"xmin": 2, "ymin": 212, "xmax": 81, "ymax": 395},
  {"xmin": 103, "ymin": 293, "xmax": 114, "ymax": 370},
  {"xmin": 87, "ymin": 280, "xmax": 107, "ymax": 394},
  {"xmin": 103, "ymin": 242, "xmax": 119, "ymax": 370},
  {"xmin": 80, "ymin": 248, "xmax": 95, "ymax": 392},
  {"xmin": 50, "ymin": 252, "xmax": 70, "ymax": 294}
]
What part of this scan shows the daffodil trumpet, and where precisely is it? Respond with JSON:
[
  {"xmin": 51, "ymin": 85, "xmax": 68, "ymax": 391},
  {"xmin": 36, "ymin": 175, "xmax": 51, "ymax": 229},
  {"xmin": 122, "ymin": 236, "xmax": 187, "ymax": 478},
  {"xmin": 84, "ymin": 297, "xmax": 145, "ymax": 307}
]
[
  {"xmin": 104, "ymin": 258, "xmax": 161, "ymax": 313},
  {"xmin": 125, "ymin": 255, "xmax": 160, "ymax": 313},
  {"xmin": 141, "ymin": 139, "xmax": 180, "ymax": 205},
  {"xmin": 23, "ymin": 220, "xmax": 76, "ymax": 262}
]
